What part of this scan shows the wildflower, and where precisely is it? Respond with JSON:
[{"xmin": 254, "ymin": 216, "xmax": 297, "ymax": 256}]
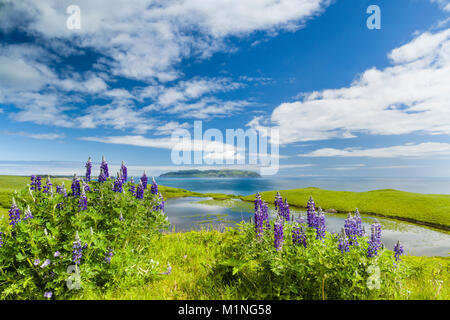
[
  {"xmin": 33, "ymin": 259, "xmax": 40, "ymax": 266},
  {"xmin": 338, "ymin": 229, "xmax": 350, "ymax": 253},
  {"xmin": 120, "ymin": 161, "xmax": 127, "ymax": 183},
  {"xmin": 367, "ymin": 222, "xmax": 382, "ymax": 258},
  {"xmin": 43, "ymin": 176, "xmax": 52, "ymax": 194},
  {"xmin": 71, "ymin": 174, "xmax": 81, "ymax": 196},
  {"xmin": 72, "ymin": 232, "xmax": 86, "ymax": 265},
  {"xmin": 56, "ymin": 182, "xmax": 67, "ymax": 197},
  {"xmin": 44, "ymin": 291, "xmax": 52, "ymax": 299},
  {"xmin": 98, "ymin": 168, "xmax": 107, "ymax": 183},
  {"xmin": 8, "ymin": 197, "xmax": 20, "ymax": 227},
  {"xmin": 78, "ymin": 189, "xmax": 87, "ymax": 211},
  {"xmin": 394, "ymin": 241, "xmax": 404, "ymax": 262},
  {"xmin": 261, "ymin": 201, "xmax": 270, "ymax": 229},
  {"xmin": 274, "ymin": 192, "xmax": 283, "ymax": 215},
  {"xmin": 162, "ymin": 262, "xmax": 172, "ymax": 275},
  {"xmin": 23, "ymin": 205, "xmax": 34, "ymax": 220},
  {"xmin": 85, "ymin": 157, "xmax": 92, "ymax": 182},
  {"xmin": 82, "ymin": 180, "xmax": 90, "ymax": 192},
  {"xmin": 119, "ymin": 211, "xmax": 124, "ymax": 221},
  {"xmin": 113, "ymin": 173, "xmax": 123, "ymax": 193},
  {"xmin": 128, "ymin": 177, "xmax": 136, "ymax": 194},
  {"xmin": 315, "ymin": 207, "xmax": 326, "ymax": 240},
  {"xmin": 100, "ymin": 155, "xmax": 109, "ymax": 178},
  {"xmin": 104, "ymin": 249, "xmax": 113, "ymax": 264},
  {"xmin": 344, "ymin": 212, "xmax": 359, "ymax": 246},
  {"xmin": 154, "ymin": 193, "xmax": 165, "ymax": 212},
  {"xmin": 141, "ymin": 171, "xmax": 148, "ymax": 190},
  {"xmin": 274, "ymin": 218, "xmax": 284, "ymax": 251},
  {"xmin": 54, "ymin": 251, "xmax": 61, "ymax": 258},
  {"xmin": 306, "ymin": 196, "xmax": 316, "ymax": 228},
  {"xmin": 354, "ymin": 208, "xmax": 365, "ymax": 236},
  {"xmin": 254, "ymin": 204, "xmax": 263, "ymax": 238},
  {"xmin": 40, "ymin": 259, "xmax": 51, "ymax": 268},
  {"xmin": 284, "ymin": 199, "xmax": 290, "ymax": 221},
  {"xmin": 0, "ymin": 231, "xmax": 3, "ymax": 247},
  {"xmin": 30, "ymin": 175, "xmax": 42, "ymax": 191},
  {"xmin": 136, "ymin": 181, "xmax": 145, "ymax": 199},
  {"xmin": 292, "ymin": 223, "xmax": 302, "ymax": 246},
  {"xmin": 254, "ymin": 192, "xmax": 262, "ymax": 213}
]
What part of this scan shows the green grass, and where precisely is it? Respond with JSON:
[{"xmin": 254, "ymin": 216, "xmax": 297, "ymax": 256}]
[
  {"xmin": 74, "ymin": 230, "xmax": 449, "ymax": 300},
  {"xmin": 242, "ymin": 187, "xmax": 450, "ymax": 230}
]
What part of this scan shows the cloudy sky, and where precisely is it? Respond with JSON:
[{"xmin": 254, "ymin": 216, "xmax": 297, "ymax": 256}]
[{"xmin": 0, "ymin": 0, "xmax": 449, "ymax": 177}]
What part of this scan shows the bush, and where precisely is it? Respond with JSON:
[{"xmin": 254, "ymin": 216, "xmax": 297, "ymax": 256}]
[{"xmin": 0, "ymin": 168, "xmax": 169, "ymax": 299}]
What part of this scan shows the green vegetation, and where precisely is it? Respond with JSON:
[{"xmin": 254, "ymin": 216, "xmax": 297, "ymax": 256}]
[
  {"xmin": 76, "ymin": 227, "xmax": 449, "ymax": 300},
  {"xmin": 242, "ymin": 187, "xmax": 450, "ymax": 230},
  {"xmin": 159, "ymin": 169, "xmax": 260, "ymax": 178}
]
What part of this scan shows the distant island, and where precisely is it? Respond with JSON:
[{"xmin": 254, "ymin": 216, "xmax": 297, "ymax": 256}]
[{"xmin": 159, "ymin": 169, "xmax": 261, "ymax": 178}]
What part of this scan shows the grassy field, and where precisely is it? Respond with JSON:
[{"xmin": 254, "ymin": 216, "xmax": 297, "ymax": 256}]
[
  {"xmin": 74, "ymin": 230, "xmax": 449, "ymax": 300},
  {"xmin": 242, "ymin": 187, "xmax": 450, "ymax": 230}
]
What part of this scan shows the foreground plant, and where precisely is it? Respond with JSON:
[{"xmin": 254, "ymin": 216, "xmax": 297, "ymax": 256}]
[{"xmin": 0, "ymin": 157, "xmax": 169, "ymax": 299}]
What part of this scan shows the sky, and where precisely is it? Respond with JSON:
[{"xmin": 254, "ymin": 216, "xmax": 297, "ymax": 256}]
[{"xmin": 0, "ymin": 0, "xmax": 450, "ymax": 177}]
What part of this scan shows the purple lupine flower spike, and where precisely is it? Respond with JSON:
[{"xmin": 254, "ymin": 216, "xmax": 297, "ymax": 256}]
[
  {"xmin": 0, "ymin": 231, "xmax": 4, "ymax": 248},
  {"xmin": 104, "ymin": 248, "xmax": 113, "ymax": 264},
  {"xmin": 274, "ymin": 217, "xmax": 284, "ymax": 251},
  {"xmin": 43, "ymin": 176, "xmax": 52, "ymax": 194},
  {"xmin": 315, "ymin": 207, "xmax": 326, "ymax": 240},
  {"xmin": 141, "ymin": 171, "xmax": 148, "ymax": 190},
  {"xmin": 72, "ymin": 232, "xmax": 84, "ymax": 265},
  {"xmin": 136, "ymin": 181, "xmax": 144, "ymax": 199},
  {"xmin": 120, "ymin": 161, "xmax": 127, "ymax": 183},
  {"xmin": 98, "ymin": 168, "xmax": 107, "ymax": 183},
  {"xmin": 9, "ymin": 197, "xmax": 20, "ymax": 227},
  {"xmin": 306, "ymin": 196, "xmax": 316, "ymax": 228},
  {"xmin": 71, "ymin": 174, "xmax": 81, "ymax": 196},
  {"xmin": 367, "ymin": 221, "xmax": 382, "ymax": 258},
  {"xmin": 128, "ymin": 177, "xmax": 136, "ymax": 195},
  {"xmin": 394, "ymin": 240, "xmax": 404, "ymax": 262},
  {"xmin": 78, "ymin": 189, "xmax": 87, "ymax": 211},
  {"xmin": 100, "ymin": 155, "xmax": 109, "ymax": 178},
  {"xmin": 284, "ymin": 199, "xmax": 290, "ymax": 221},
  {"xmin": 23, "ymin": 205, "xmax": 34, "ymax": 220},
  {"xmin": 85, "ymin": 157, "xmax": 92, "ymax": 182},
  {"xmin": 338, "ymin": 229, "xmax": 350, "ymax": 253},
  {"xmin": 150, "ymin": 177, "xmax": 158, "ymax": 195},
  {"xmin": 113, "ymin": 172, "xmax": 123, "ymax": 193}
]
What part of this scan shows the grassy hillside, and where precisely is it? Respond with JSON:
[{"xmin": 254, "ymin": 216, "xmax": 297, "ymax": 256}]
[{"xmin": 242, "ymin": 187, "xmax": 450, "ymax": 230}]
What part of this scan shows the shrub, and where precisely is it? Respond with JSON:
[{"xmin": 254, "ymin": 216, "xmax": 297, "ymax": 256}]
[{"xmin": 0, "ymin": 159, "xmax": 169, "ymax": 299}]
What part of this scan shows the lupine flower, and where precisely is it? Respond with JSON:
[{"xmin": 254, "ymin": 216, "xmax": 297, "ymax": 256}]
[
  {"xmin": 119, "ymin": 211, "xmax": 124, "ymax": 221},
  {"xmin": 162, "ymin": 262, "xmax": 172, "ymax": 275},
  {"xmin": 153, "ymin": 193, "xmax": 165, "ymax": 212},
  {"xmin": 23, "ymin": 205, "xmax": 34, "ymax": 220},
  {"xmin": 56, "ymin": 182, "xmax": 68, "ymax": 197},
  {"xmin": 43, "ymin": 176, "xmax": 52, "ymax": 194},
  {"xmin": 254, "ymin": 203, "xmax": 263, "ymax": 239},
  {"xmin": 98, "ymin": 168, "xmax": 107, "ymax": 183},
  {"xmin": 54, "ymin": 251, "xmax": 61, "ymax": 258},
  {"xmin": 30, "ymin": 175, "xmax": 42, "ymax": 191},
  {"xmin": 261, "ymin": 201, "xmax": 270, "ymax": 229},
  {"xmin": 71, "ymin": 174, "xmax": 81, "ymax": 196},
  {"xmin": 306, "ymin": 196, "xmax": 316, "ymax": 228},
  {"xmin": 9, "ymin": 197, "xmax": 20, "ymax": 227},
  {"xmin": 354, "ymin": 208, "xmax": 365, "ymax": 236},
  {"xmin": 100, "ymin": 155, "xmax": 109, "ymax": 178},
  {"xmin": 141, "ymin": 171, "xmax": 148, "ymax": 190},
  {"xmin": 344, "ymin": 212, "xmax": 359, "ymax": 246},
  {"xmin": 338, "ymin": 229, "xmax": 350, "ymax": 253},
  {"xmin": 315, "ymin": 208, "xmax": 326, "ymax": 240},
  {"xmin": 78, "ymin": 189, "xmax": 87, "ymax": 211},
  {"xmin": 284, "ymin": 199, "xmax": 290, "ymax": 221},
  {"xmin": 136, "ymin": 181, "xmax": 144, "ymax": 199},
  {"xmin": 0, "ymin": 231, "xmax": 3, "ymax": 248},
  {"xmin": 128, "ymin": 177, "xmax": 136, "ymax": 195},
  {"xmin": 44, "ymin": 291, "xmax": 52, "ymax": 299},
  {"xmin": 274, "ymin": 218, "xmax": 284, "ymax": 251},
  {"xmin": 82, "ymin": 180, "xmax": 90, "ymax": 192},
  {"xmin": 120, "ymin": 161, "xmax": 127, "ymax": 183},
  {"xmin": 85, "ymin": 157, "xmax": 92, "ymax": 182},
  {"xmin": 72, "ymin": 232, "xmax": 87, "ymax": 265},
  {"xmin": 33, "ymin": 259, "xmax": 40, "ymax": 266},
  {"xmin": 394, "ymin": 240, "xmax": 404, "ymax": 262},
  {"xmin": 367, "ymin": 222, "xmax": 382, "ymax": 258},
  {"xmin": 254, "ymin": 192, "xmax": 262, "ymax": 212},
  {"xmin": 150, "ymin": 177, "xmax": 158, "ymax": 195},
  {"xmin": 292, "ymin": 224, "xmax": 307, "ymax": 248},
  {"xmin": 104, "ymin": 249, "xmax": 113, "ymax": 264},
  {"xmin": 40, "ymin": 259, "xmax": 51, "ymax": 268},
  {"xmin": 274, "ymin": 192, "xmax": 283, "ymax": 215},
  {"xmin": 113, "ymin": 173, "xmax": 123, "ymax": 193}
]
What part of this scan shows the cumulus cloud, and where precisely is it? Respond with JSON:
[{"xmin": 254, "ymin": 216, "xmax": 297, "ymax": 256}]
[{"xmin": 249, "ymin": 28, "xmax": 450, "ymax": 144}]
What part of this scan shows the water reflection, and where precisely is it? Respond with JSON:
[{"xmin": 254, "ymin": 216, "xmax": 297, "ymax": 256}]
[{"xmin": 165, "ymin": 197, "xmax": 450, "ymax": 257}]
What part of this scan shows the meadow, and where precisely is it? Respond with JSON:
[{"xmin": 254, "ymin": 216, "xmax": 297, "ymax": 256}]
[{"xmin": 0, "ymin": 164, "xmax": 448, "ymax": 300}]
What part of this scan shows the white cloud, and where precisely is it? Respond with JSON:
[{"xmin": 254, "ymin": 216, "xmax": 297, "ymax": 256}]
[
  {"xmin": 1, "ymin": 131, "xmax": 65, "ymax": 140},
  {"xmin": 249, "ymin": 28, "xmax": 450, "ymax": 144},
  {"xmin": 300, "ymin": 142, "xmax": 450, "ymax": 158}
]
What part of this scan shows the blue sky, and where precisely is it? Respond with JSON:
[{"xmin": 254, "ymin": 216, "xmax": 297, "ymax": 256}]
[{"xmin": 0, "ymin": 0, "xmax": 450, "ymax": 177}]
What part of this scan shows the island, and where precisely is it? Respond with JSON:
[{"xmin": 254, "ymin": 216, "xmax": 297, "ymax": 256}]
[{"xmin": 159, "ymin": 169, "xmax": 261, "ymax": 178}]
